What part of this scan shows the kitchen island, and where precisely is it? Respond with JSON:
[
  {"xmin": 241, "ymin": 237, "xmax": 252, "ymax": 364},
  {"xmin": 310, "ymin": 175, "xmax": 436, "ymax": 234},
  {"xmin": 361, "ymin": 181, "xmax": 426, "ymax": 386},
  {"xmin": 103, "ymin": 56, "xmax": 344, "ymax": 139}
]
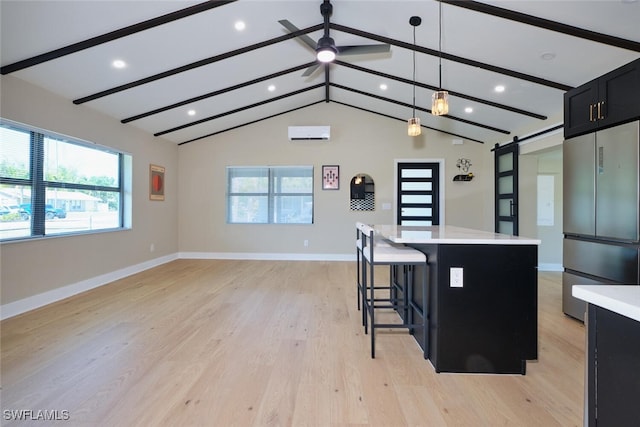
[
  {"xmin": 374, "ymin": 225, "xmax": 540, "ymax": 374},
  {"xmin": 573, "ymin": 285, "xmax": 640, "ymax": 426}
]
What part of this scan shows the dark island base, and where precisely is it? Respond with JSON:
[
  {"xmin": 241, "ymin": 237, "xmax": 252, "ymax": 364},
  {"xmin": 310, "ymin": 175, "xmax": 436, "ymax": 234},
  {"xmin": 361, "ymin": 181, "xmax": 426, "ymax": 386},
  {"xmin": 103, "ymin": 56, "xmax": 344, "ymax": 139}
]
[{"xmin": 398, "ymin": 244, "xmax": 538, "ymax": 374}]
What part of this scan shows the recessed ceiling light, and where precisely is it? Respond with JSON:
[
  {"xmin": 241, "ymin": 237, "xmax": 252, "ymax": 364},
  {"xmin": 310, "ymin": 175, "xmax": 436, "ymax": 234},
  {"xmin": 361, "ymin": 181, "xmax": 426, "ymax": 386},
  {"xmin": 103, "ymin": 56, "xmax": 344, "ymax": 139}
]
[
  {"xmin": 494, "ymin": 85, "xmax": 506, "ymax": 93},
  {"xmin": 268, "ymin": 85, "xmax": 276, "ymax": 92},
  {"xmin": 379, "ymin": 83, "xmax": 388, "ymax": 91},
  {"xmin": 464, "ymin": 107, "xmax": 473, "ymax": 113},
  {"xmin": 235, "ymin": 21, "xmax": 246, "ymax": 31},
  {"xmin": 541, "ymin": 52, "xmax": 556, "ymax": 61},
  {"xmin": 112, "ymin": 59, "xmax": 126, "ymax": 69},
  {"xmin": 187, "ymin": 109, "xmax": 196, "ymax": 116}
]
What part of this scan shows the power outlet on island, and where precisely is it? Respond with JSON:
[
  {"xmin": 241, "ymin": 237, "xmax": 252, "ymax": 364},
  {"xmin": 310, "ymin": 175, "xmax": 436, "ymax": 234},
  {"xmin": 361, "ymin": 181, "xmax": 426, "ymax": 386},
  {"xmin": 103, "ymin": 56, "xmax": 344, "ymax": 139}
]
[{"xmin": 450, "ymin": 267, "xmax": 464, "ymax": 288}]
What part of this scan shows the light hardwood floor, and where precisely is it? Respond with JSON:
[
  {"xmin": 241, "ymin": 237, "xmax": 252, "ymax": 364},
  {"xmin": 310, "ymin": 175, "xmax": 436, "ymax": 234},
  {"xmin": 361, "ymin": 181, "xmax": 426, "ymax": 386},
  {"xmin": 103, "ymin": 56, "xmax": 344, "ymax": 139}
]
[{"xmin": 1, "ymin": 260, "xmax": 585, "ymax": 426}]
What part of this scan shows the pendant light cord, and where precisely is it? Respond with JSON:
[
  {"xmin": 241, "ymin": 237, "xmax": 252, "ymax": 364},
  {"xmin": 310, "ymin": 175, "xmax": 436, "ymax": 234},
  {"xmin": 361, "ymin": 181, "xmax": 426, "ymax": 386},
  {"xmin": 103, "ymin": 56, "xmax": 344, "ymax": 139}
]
[
  {"xmin": 438, "ymin": 0, "xmax": 443, "ymax": 90},
  {"xmin": 412, "ymin": 24, "xmax": 417, "ymax": 117}
]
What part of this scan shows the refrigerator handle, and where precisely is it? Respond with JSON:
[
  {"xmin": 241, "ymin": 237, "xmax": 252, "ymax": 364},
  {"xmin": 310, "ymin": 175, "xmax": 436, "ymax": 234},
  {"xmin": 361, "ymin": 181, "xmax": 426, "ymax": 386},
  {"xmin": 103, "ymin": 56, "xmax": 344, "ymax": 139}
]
[{"xmin": 598, "ymin": 146, "xmax": 604, "ymax": 175}]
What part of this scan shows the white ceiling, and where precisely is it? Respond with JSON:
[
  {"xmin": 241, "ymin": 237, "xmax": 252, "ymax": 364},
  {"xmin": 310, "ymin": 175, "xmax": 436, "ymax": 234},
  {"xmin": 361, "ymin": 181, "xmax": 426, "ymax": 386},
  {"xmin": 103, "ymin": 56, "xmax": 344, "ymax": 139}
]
[{"xmin": 2, "ymin": 0, "xmax": 639, "ymax": 145}]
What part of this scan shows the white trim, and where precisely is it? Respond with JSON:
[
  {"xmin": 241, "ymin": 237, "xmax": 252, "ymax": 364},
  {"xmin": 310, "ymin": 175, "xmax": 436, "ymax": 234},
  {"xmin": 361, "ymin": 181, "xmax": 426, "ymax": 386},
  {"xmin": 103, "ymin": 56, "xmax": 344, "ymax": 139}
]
[
  {"xmin": 179, "ymin": 252, "xmax": 353, "ymax": 261},
  {"xmin": 538, "ymin": 263, "xmax": 563, "ymax": 272},
  {"xmin": 0, "ymin": 253, "xmax": 178, "ymax": 320},
  {"xmin": 0, "ymin": 252, "xmax": 352, "ymax": 320},
  {"xmin": 2, "ymin": 251, "xmax": 557, "ymax": 320}
]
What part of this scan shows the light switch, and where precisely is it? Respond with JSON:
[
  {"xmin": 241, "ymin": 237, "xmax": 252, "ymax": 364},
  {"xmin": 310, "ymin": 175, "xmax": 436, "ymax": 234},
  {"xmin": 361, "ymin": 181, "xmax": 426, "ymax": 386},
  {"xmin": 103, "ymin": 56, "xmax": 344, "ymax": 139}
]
[{"xmin": 450, "ymin": 267, "xmax": 463, "ymax": 287}]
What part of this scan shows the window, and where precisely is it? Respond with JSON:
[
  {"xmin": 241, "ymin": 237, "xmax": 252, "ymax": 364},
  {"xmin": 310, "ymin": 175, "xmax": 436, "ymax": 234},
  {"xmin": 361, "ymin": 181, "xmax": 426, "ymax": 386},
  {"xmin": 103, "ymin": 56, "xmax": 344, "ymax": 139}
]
[
  {"xmin": 227, "ymin": 166, "xmax": 313, "ymax": 224},
  {"xmin": 0, "ymin": 119, "xmax": 131, "ymax": 241}
]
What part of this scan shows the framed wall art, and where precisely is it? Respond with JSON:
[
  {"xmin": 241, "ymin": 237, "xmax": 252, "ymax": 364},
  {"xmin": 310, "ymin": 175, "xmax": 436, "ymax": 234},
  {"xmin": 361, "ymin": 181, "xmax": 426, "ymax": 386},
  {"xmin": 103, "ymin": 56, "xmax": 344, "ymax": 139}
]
[
  {"xmin": 149, "ymin": 164, "xmax": 165, "ymax": 201},
  {"xmin": 322, "ymin": 165, "xmax": 340, "ymax": 190}
]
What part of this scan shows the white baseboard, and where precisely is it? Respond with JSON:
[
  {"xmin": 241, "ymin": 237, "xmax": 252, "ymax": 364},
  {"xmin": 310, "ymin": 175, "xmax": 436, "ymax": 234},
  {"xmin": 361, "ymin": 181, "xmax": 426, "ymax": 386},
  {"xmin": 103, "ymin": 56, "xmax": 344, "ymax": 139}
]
[
  {"xmin": 179, "ymin": 252, "xmax": 354, "ymax": 261},
  {"xmin": 10, "ymin": 252, "xmax": 556, "ymax": 320},
  {"xmin": 1, "ymin": 253, "xmax": 178, "ymax": 320}
]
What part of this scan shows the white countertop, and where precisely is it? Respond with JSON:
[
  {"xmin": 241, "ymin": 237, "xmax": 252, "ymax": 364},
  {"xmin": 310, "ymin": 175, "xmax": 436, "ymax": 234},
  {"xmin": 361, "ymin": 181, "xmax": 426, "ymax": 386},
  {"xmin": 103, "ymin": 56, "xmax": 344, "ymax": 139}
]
[
  {"xmin": 373, "ymin": 225, "xmax": 541, "ymax": 245},
  {"xmin": 573, "ymin": 285, "xmax": 640, "ymax": 323}
]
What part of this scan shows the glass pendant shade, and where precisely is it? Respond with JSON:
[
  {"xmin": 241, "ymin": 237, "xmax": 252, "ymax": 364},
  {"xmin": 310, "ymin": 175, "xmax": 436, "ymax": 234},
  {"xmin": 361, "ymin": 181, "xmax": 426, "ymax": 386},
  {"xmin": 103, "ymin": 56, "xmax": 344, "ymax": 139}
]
[
  {"xmin": 407, "ymin": 117, "xmax": 421, "ymax": 136},
  {"xmin": 431, "ymin": 90, "xmax": 449, "ymax": 116}
]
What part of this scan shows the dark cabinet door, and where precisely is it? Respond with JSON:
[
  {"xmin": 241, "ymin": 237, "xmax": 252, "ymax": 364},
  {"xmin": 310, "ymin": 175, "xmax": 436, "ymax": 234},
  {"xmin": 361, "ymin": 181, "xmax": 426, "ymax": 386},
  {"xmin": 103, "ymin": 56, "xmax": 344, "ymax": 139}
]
[
  {"xmin": 564, "ymin": 58, "xmax": 640, "ymax": 139},
  {"xmin": 588, "ymin": 304, "xmax": 640, "ymax": 427},
  {"xmin": 564, "ymin": 80, "xmax": 599, "ymax": 138},
  {"xmin": 598, "ymin": 58, "xmax": 640, "ymax": 129}
]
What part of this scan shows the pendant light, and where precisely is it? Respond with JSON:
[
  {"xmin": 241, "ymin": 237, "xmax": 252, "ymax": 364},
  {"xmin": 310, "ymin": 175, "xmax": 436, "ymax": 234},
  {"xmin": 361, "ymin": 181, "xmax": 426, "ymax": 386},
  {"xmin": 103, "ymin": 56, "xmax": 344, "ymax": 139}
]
[
  {"xmin": 432, "ymin": 1, "xmax": 449, "ymax": 116},
  {"xmin": 408, "ymin": 16, "xmax": 422, "ymax": 137}
]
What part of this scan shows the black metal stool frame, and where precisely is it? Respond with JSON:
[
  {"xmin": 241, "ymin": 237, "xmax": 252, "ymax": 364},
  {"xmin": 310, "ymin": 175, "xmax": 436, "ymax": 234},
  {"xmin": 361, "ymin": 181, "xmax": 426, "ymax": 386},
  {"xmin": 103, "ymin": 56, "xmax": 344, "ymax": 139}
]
[{"xmin": 359, "ymin": 223, "xmax": 429, "ymax": 359}]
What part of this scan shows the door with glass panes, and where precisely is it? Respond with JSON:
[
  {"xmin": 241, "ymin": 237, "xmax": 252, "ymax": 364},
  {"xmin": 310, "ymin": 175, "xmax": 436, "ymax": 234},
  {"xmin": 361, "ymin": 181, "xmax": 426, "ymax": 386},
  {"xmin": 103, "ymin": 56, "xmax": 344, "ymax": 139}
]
[
  {"xmin": 494, "ymin": 141, "xmax": 519, "ymax": 235},
  {"xmin": 396, "ymin": 162, "xmax": 440, "ymax": 226}
]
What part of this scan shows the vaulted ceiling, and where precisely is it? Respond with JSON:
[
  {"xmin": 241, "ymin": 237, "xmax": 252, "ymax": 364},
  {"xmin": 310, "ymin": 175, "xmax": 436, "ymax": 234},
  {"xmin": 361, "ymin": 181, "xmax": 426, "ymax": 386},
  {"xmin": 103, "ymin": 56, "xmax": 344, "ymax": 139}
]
[{"xmin": 2, "ymin": 0, "xmax": 639, "ymax": 146}]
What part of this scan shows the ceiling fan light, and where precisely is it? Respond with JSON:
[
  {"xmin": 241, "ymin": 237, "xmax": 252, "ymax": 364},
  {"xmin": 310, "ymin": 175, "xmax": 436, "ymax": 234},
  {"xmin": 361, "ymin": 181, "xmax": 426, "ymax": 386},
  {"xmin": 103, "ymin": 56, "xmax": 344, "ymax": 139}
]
[
  {"xmin": 316, "ymin": 36, "xmax": 337, "ymax": 63},
  {"xmin": 408, "ymin": 117, "xmax": 422, "ymax": 136},
  {"xmin": 432, "ymin": 90, "xmax": 449, "ymax": 116},
  {"xmin": 317, "ymin": 48, "xmax": 336, "ymax": 63}
]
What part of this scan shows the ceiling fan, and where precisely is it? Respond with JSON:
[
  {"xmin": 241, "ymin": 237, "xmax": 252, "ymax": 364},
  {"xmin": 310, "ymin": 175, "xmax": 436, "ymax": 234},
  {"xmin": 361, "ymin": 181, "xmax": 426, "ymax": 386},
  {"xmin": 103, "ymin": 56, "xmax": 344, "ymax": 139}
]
[{"xmin": 279, "ymin": 0, "xmax": 391, "ymax": 77}]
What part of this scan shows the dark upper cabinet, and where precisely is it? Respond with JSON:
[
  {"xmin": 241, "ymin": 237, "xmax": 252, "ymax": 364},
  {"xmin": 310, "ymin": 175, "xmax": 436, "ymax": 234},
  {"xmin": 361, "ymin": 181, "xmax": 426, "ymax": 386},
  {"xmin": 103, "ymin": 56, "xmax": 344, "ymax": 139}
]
[{"xmin": 564, "ymin": 58, "xmax": 640, "ymax": 139}]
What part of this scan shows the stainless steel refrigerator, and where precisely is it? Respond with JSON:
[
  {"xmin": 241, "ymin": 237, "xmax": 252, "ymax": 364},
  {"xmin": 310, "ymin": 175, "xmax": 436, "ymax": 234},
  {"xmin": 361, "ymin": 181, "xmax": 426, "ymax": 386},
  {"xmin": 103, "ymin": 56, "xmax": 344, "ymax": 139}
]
[{"xmin": 563, "ymin": 120, "xmax": 640, "ymax": 321}]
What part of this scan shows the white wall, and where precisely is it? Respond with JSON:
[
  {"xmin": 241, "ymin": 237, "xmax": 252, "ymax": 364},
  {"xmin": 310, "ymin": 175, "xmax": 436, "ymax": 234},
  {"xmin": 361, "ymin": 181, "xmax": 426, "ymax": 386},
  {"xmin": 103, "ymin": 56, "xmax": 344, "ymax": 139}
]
[
  {"xmin": 178, "ymin": 103, "xmax": 495, "ymax": 257},
  {"xmin": 2, "ymin": 74, "xmax": 562, "ymax": 317},
  {"xmin": 520, "ymin": 130, "xmax": 564, "ymax": 270},
  {"xmin": 534, "ymin": 149, "xmax": 563, "ymax": 269},
  {"xmin": 0, "ymin": 75, "xmax": 179, "ymax": 308}
]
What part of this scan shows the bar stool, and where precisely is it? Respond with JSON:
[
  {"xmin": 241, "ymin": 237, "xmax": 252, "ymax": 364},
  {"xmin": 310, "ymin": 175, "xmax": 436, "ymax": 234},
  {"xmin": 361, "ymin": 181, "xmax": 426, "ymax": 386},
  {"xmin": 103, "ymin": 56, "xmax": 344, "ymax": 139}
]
[
  {"xmin": 359, "ymin": 223, "xmax": 429, "ymax": 359},
  {"xmin": 356, "ymin": 222, "xmax": 393, "ymax": 325}
]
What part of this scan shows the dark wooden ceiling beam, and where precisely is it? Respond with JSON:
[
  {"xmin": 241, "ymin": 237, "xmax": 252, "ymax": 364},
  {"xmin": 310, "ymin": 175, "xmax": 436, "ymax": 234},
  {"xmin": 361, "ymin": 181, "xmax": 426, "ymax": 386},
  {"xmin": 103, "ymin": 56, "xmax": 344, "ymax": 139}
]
[
  {"xmin": 335, "ymin": 60, "xmax": 547, "ymax": 120},
  {"xmin": 122, "ymin": 62, "xmax": 317, "ymax": 123},
  {"xmin": 331, "ymin": 23, "xmax": 573, "ymax": 91},
  {"xmin": 74, "ymin": 23, "xmax": 324, "ymax": 105},
  {"xmin": 1, "ymin": 1, "xmax": 238, "ymax": 75},
  {"xmin": 440, "ymin": 0, "xmax": 640, "ymax": 53},
  {"xmin": 330, "ymin": 83, "xmax": 510, "ymax": 135},
  {"xmin": 178, "ymin": 101, "xmax": 324, "ymax": 145},
  {"xmin": 155, "ymin": 84, "xmax": 325, "ymax": 137}
]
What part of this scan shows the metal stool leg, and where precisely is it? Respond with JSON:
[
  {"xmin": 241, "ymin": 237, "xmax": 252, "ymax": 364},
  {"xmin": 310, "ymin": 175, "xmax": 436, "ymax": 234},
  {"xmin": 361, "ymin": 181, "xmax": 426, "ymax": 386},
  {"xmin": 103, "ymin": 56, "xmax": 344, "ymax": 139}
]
[
  {"xmin": 370, "ymin": 259, "xmax": 376, "ymax": 358},
  {"xmin": 362, "ymin": 256, "xmax": 368, "ymax": 334},
  {"xmin": 407, "ymin": 266, "xmax": 414, "ymax": 331},
  {"xmin": 356, "ymin": 249, "xmax": 361, "ymax": 311},
  {"xmin": 422, "ymin": 263, "xmax": 429, "ymax": 359}
]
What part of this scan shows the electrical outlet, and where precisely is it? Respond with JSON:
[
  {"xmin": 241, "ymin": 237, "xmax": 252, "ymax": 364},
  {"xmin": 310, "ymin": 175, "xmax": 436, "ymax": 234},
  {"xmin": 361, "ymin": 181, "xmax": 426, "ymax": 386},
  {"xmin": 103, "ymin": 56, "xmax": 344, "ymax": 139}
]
[
  {"xmin": 450, "ymin": 267, "xmax": 463, "ymax": 288},
  {"xmin": 150, "ymin": 243, "xmax": 155, "ymax": 253},
  {"xmin": 303, "ymin": 239, "xmax": 309, "ymax": 247}
]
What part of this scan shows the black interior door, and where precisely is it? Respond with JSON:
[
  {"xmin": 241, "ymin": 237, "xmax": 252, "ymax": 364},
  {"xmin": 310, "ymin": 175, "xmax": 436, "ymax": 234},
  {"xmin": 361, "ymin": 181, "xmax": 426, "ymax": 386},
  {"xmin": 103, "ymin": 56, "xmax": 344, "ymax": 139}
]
[
  {"xmin": 494, "ymin": 141, "xmax": 519, "ymax": 236},
  {"xmin": 397, "ymin": 162, "xmax": 440, "ymax": 226}
]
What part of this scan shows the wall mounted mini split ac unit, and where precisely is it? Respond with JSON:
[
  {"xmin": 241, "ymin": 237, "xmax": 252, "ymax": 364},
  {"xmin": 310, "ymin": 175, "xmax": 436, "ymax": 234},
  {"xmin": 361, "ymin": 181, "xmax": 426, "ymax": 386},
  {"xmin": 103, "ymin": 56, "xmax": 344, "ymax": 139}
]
[{"xmin": 288, "ymin": 126, "xmax": 330, "ymax": 141}]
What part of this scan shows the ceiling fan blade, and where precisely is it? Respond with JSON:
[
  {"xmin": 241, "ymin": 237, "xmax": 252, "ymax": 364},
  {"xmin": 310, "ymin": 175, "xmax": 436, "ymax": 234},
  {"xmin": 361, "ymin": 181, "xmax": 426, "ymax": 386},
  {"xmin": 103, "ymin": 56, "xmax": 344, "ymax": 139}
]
[
  {"xmin": 301, "ymin": 63, "xmax": 321, "ymax": 77},
  {"xmin": 336, "ymin": 44, "xmax": 391, "ymax": 56},
  {"xmin": 278, "ymin": 19, "xmax": 317, "ymax": 50}
]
